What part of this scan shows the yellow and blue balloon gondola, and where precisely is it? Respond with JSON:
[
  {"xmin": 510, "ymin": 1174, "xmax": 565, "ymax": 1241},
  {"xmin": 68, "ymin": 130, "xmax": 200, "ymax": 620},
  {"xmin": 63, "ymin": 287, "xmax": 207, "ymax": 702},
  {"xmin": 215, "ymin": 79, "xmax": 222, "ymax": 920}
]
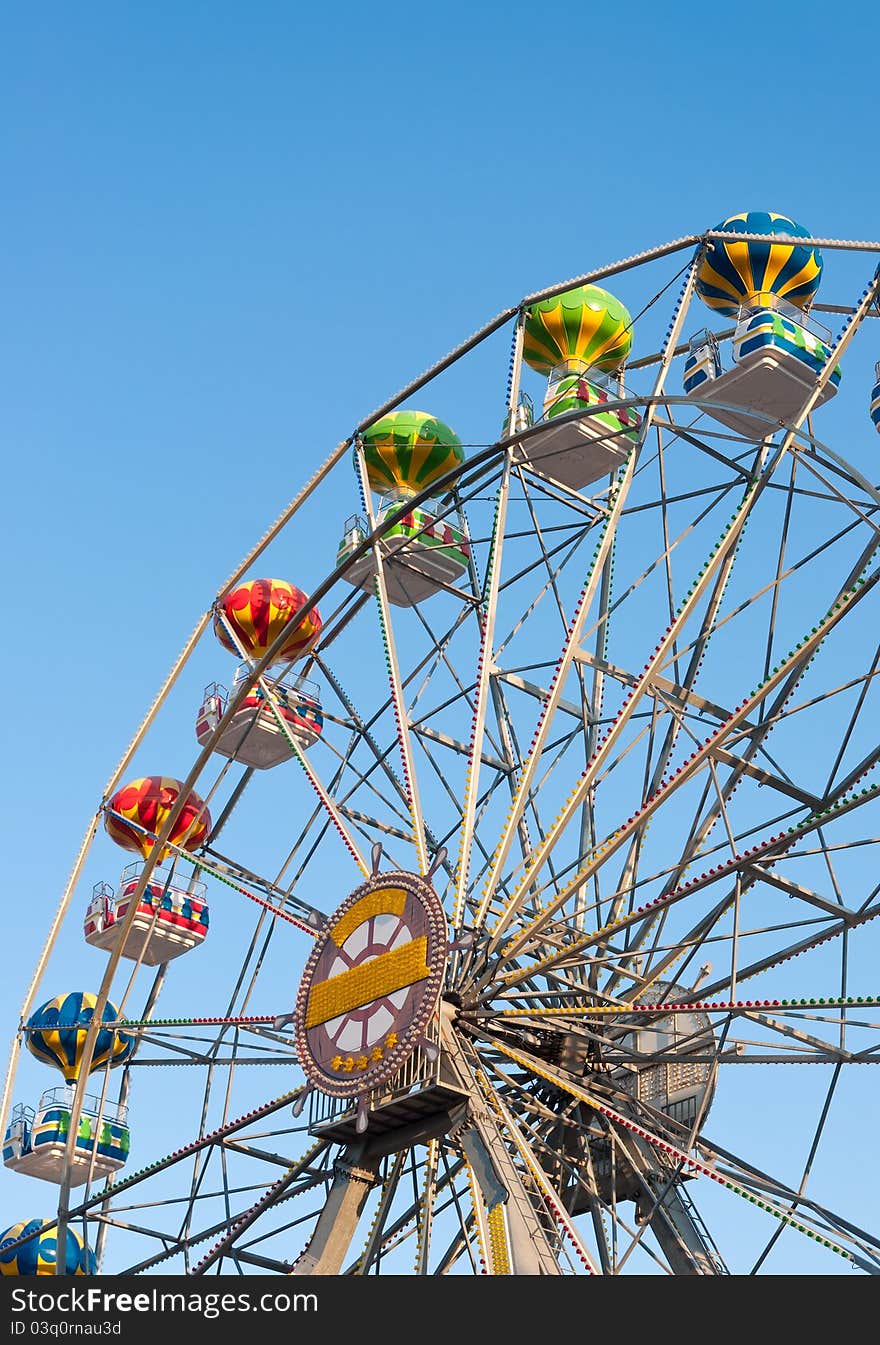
[
  {"xmin": 695, "ymin": 210, "xmax": 823, "ymax": 317},
  {"xmin": 684, "ymin": 209, "xmax": 839, "ymax": 437},
  {"xmin": 0, "ymin": 1220, "xmax": 96, "ymax": 1276},
  {"xmin": 25, "ymin": 993, "xmax": 135, "ymax": 1082}
]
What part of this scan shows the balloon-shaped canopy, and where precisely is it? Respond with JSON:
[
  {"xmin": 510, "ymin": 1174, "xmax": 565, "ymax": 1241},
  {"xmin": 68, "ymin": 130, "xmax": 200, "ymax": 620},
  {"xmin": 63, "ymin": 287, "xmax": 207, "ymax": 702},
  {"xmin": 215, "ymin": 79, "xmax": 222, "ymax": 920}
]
[
  {"xmin": 360, "ymin": 411, "xmax": 464, "ymax": 499},
  {"xmin": 523, "ymin": 285, "xmax": 633, "ymax": 376},
  {"xmin": 105, "ymin": 776, "xmax": 211, "ymax": 861},
  {"xmin": 214, "ymin": 579, "xmax": 322, "ymax": 664},
  {"xmin": 0, "ymin": 1220, "xmax": 96, "ymax": 1276},
  {"xmin": 25, "ymin": 993, "xmax": 135, "ymax": 1082},
  {"xmin": 696, "ymin": 211, "xmax": 823, "ymax": 317}
]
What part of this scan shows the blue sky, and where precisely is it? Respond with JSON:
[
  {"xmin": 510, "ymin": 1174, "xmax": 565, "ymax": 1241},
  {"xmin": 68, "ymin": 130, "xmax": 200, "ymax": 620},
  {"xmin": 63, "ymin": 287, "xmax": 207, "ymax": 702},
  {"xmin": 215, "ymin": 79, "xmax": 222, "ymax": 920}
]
[{"xmin": 2, "ymin": 1, "xmax": 879, "ymax": 1277}]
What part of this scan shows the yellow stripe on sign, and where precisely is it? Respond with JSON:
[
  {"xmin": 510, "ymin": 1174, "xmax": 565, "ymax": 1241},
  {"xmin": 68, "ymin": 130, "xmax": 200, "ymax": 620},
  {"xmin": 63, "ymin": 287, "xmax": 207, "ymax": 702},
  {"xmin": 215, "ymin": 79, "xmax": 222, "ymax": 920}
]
[
  {"xmin": 305, "ymin": 936, "xmax": 430, "ymax": 1028},
  {"xmin": 330, "ymin": 888, "xmax": 408, "ymax": 947}
]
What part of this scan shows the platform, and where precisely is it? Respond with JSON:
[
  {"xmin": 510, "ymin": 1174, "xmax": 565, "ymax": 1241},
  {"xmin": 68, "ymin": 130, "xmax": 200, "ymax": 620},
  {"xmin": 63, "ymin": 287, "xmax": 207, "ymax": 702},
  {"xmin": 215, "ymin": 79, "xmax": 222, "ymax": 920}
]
[
  {"xmin": 196, "ymin": 671, "xmax": 323, "ymax": 768},
  {"xmin": 507, "ymin": 370, "xmax": 641, "ymax": 490},
  {"xmin": 84, "ymin": 868, "xmax": 208, "ymax": 965},
  {"xmin": 4, "ymin": 1091, "xmax": 129, "ymax": 1186},
  {"xmin": 337, "ymin": 508, "xmax": 470, "ymax": 606},
  {"xmin": 684, "ymin": 305, "xmax": 840, "ymax": 439}
]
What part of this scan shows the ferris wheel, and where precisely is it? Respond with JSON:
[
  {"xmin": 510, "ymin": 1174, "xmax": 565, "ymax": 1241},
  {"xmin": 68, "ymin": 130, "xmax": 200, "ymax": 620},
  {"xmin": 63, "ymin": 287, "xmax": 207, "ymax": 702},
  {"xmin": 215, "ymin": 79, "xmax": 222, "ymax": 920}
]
[{"xmin": 4, "ymin": 212, "xmax": 880, "ymax": 1278}]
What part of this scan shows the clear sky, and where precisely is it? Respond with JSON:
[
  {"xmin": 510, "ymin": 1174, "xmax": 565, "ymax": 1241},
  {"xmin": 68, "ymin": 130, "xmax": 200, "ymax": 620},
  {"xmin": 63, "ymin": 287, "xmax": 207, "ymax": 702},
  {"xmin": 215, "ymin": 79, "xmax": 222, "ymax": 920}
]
[{"xmin": 2, "ymin": 0, "xmax": 879, "ymax": 1280}]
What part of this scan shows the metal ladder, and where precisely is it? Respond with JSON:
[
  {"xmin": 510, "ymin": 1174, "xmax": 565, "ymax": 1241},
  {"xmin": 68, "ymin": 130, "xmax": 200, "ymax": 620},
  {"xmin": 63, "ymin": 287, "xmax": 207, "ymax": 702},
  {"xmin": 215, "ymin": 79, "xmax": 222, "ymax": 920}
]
[{"xmin": 672, "ymin": 1178, "xmax": 729, "ymax": 1274}]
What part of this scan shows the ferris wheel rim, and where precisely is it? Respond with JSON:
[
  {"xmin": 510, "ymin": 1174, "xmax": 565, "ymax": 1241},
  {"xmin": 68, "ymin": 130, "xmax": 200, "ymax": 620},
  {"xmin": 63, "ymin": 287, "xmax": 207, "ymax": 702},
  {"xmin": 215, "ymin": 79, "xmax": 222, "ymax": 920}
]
[{"xmin": 6, "ymin": 229, "xmax": 880, "ymax": 1276}]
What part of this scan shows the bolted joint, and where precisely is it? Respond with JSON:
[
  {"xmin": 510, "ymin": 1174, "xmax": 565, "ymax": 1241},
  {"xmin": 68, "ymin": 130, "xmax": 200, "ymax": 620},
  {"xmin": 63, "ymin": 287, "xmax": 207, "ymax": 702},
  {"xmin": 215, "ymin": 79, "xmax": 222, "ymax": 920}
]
[{"xmin": 333, "ymin": 1156, "xmax": 379, "ymax": 1187}]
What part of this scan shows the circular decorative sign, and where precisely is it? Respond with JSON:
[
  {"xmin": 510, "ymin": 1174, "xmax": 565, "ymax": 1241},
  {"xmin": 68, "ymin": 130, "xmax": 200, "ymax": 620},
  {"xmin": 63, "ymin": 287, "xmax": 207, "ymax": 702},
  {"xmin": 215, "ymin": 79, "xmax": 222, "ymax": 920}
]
[{"xmin": 294, "ymin": 870, "xmax": 448, "ymax": 1098}]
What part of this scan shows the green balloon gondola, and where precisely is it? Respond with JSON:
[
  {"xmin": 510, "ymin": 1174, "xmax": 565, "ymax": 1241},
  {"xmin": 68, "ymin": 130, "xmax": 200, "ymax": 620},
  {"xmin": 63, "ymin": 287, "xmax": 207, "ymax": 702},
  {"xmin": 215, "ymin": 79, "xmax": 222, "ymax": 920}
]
[
  {"xmin": 359, "ymin": 410, "xmax": 464, "ymax": 501},
  {"xmin": 340, "ymin": 410, "xmax": 470, "ymax": 606},
  {"xmin": 523, "ymin": 284, "xmax": 633, "ymax": 377},
  {"xmin": 510, "ymin": 284, "xmax": 640, "ymax": 492}
]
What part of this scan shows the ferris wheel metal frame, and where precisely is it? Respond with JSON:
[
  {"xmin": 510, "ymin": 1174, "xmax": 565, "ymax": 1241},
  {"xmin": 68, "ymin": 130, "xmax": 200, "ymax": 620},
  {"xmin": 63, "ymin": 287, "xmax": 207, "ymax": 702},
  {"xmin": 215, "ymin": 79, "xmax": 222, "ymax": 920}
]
[{"xmin": 4, "ymin": 223, "xmax": 880, "ymax": 1278}]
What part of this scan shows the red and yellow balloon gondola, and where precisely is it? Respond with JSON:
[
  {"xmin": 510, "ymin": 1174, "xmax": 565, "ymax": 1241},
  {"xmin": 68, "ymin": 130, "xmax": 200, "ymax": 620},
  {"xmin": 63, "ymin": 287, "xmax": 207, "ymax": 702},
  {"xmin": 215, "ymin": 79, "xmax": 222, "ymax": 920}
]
[
  {"xmin": 214, "ymin": 579, "xmax": 322, "ymax": 665},
  {"xmin": 104, "ymin": 776, "xmax": 211, "ymax": 862}
]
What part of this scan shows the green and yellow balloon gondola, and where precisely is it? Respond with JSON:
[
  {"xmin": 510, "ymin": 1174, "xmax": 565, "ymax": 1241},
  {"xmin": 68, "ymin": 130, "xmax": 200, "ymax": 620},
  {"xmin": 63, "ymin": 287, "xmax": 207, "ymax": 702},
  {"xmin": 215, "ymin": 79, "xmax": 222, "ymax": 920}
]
[
  {"xmin": 358, "ymin": 410, "xmax": 464, "ymax": 502},
  {"xmin": 523, "ymin": 284, "xmax": 634, "ymax": 378}
]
